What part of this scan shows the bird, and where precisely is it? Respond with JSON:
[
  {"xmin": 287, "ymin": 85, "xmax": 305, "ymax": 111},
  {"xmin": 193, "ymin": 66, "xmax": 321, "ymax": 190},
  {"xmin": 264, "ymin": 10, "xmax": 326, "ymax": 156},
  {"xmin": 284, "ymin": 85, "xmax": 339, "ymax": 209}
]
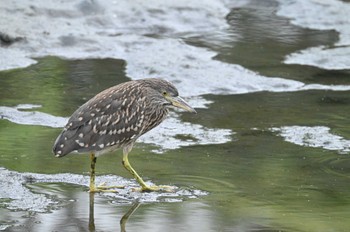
[{"xmin": 52, "ymin": 78, "xmax": 196, "ymax": 192}]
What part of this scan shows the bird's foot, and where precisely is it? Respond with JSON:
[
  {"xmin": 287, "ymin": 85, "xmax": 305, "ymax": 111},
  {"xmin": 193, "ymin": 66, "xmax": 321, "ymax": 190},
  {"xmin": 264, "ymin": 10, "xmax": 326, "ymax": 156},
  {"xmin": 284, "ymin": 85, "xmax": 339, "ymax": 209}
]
[
  {"xmin": 89, "ymin": 182, "xmax": 125, "ymax": 193},
  {"xmin": 132, "ymin": 185, "xmax": 177, "ymax": 193}
]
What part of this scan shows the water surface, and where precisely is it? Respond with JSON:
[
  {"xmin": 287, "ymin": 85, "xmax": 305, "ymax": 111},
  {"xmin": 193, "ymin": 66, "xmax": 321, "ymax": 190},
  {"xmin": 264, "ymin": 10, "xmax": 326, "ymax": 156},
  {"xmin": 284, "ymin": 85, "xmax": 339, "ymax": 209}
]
[{"xmin": 1, "ymin": 1, "xmax": 350, "ymax": 232}]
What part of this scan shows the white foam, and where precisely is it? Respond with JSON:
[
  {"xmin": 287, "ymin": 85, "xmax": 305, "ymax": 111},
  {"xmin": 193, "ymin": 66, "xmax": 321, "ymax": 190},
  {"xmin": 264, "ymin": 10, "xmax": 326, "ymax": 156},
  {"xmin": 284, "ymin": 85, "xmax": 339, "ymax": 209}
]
[
  {"xmin": 284, "ymin": 45, "xmax": 350, "ymax": 70},
  {"xmin": 0, "ymin": 168, "xmax": 207, "ymax": 212},
  {"xmin": 0, "ymin": 104, "xmax": 67, "ymax": 128},
  {"xmin": 0, "ymin": 48, "xmax": 37, "ymax": 71},
  {"xmin": 139, "ymin": 112, "xmax": 233, "ymax": 153},
  {"xmin": 1, "ymin": 0, "xmax": 350, "ymax": 95},
  {"xmin": 277, "ymin": 0, "xmax": 350, "ymax": 70},
  {"xmin": 271, "ymin": 126, "xmax": 350, "ymax": 154},
  {"xmin": 2, "ymin": 0, "xmax": 350, "ymax": 152},
  {"xmin": 120, "ymin": 35, "xmax": 304, "ymax": 96}
]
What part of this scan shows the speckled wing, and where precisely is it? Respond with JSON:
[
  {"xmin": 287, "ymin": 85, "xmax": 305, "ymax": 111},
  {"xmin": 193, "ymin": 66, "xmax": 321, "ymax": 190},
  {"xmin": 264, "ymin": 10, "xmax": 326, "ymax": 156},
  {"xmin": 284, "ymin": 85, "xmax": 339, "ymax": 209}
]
[{"xmin": 53, "ymin": 83, "xmax": 147, "ymax": 157}]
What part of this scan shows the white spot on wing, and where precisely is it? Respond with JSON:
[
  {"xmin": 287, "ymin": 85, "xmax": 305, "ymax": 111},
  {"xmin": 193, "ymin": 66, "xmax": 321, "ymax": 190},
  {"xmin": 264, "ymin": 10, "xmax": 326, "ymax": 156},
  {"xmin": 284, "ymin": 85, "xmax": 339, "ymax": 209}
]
[
  {"xmin": 75, "ymin": 139, "xmax": 84, "ymax": 147},
  {"xmin": 93, "ymin": 125, "xmax": 98, "ymax": 133}
]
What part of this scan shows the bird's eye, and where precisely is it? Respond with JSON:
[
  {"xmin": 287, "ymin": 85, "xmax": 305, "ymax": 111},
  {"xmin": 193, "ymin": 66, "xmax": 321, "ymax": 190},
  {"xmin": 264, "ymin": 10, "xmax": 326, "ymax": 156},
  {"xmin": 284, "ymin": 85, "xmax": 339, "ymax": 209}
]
[{"xmin": 162, "ymin": 91, "xmax": 167, "ymax": 96}]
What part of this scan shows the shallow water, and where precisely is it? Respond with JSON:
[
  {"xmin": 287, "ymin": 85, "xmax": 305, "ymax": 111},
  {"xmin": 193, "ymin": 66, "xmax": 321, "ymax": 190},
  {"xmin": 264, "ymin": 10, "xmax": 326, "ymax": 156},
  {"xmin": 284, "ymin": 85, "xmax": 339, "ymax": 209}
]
[{"xmin": 1, "ymin": 1, "xmax": 350, "ymax": 232}]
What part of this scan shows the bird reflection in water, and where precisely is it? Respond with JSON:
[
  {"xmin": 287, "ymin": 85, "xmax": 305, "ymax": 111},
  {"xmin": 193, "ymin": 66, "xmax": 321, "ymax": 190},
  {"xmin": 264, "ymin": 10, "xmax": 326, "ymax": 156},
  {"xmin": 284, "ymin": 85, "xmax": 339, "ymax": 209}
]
[
  {"xmin": 89, "ymin": 193, "xmax": 141, "ymax": 232},
  {"xmin": 89, "ymin": 193, "xmax": 95, "ymax": 232},
  {"xmin": 120, "ymin": 200, "xmax": 141, "ymax": 232}
]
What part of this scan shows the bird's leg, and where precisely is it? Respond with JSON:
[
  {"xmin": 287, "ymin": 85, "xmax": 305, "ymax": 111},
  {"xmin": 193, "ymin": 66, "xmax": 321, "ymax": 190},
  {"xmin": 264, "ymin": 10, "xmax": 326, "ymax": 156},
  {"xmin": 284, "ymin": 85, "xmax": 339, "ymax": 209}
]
[
  {"xmin": 122, "ymin": 147, "xmax": 176, "ymax": 192},
  {"xmin": 89, "ymin": 153, "xmax": 97, "ymax": 192},
  {"xmin": 122, "ymin": 150, "xmax": 149, "ymax": 190},
  {"xmin": 89, "ymin": 153, "xmax": 123, "ymax": 193}
]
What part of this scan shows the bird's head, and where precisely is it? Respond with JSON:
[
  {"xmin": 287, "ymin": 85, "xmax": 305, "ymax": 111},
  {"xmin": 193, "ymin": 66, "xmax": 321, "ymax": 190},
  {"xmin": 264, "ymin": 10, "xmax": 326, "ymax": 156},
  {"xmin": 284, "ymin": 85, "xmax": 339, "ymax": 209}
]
[{"xmin": 143, "ymin": 78, "xmax": 197, "ymax": 114}]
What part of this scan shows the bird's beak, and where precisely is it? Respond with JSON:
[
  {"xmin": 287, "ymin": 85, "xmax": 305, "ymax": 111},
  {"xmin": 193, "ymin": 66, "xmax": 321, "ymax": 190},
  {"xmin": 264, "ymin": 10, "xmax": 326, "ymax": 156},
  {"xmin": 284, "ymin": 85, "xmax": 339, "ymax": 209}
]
[{"xmin": 167, "ymin": 96, "xmax": 197, "ymax": 114}]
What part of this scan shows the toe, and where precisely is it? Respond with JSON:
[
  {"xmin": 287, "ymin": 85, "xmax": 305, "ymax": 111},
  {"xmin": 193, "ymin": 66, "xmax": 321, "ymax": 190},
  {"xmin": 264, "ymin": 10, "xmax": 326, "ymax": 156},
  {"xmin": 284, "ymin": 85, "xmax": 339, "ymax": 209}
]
[{"xmin": 140, "ymin": 185, "xmax": 177, "ymax": 192}]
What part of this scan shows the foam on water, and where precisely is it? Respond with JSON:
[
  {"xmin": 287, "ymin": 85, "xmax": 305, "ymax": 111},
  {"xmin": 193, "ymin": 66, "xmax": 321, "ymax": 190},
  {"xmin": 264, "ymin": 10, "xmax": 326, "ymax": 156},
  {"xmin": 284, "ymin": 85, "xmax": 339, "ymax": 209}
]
[
  {"xmin": 1, "ymin": 0, "xmax": 349, "ymax": 95},
  {"xmin": 139, "ymin": 112, "xmax": 233, "ymax": 153},
  {"xmin": 0, "ymin": 104, "xmax": 67, "ymax": 128},
  {"xmin": 1, "ymin": 0, "xmax": 350, "ymax": 154},
  {"xmin": 0, "ymin": 167, "xmax": 58, "ymax": 212},
  {"xmin": 0, "ymin": 167, "xmax": 207, "ymax": 212},
  {"xmin": 277, "ymin": 0, "xmax": 350, "ymax": 70},
  {"xmin": 271, "ymin": 126, "xmax": 350, "ymax": 154}
]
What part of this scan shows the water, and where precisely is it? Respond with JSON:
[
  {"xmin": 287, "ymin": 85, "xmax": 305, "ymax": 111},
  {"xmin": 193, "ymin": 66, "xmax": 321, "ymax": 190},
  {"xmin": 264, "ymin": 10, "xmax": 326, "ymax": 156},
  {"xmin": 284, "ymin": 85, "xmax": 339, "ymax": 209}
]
[{"xmin": 1, "ymin": 0, "xmax": 350, "ymax": 231}]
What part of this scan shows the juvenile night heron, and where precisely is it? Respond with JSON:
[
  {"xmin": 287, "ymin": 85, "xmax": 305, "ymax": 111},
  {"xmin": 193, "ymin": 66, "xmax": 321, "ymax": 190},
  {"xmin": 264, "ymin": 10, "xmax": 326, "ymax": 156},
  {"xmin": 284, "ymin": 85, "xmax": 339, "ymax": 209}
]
[{"xmin": 53, "ymin": 78, "xmax": 196, "ymax": 192}]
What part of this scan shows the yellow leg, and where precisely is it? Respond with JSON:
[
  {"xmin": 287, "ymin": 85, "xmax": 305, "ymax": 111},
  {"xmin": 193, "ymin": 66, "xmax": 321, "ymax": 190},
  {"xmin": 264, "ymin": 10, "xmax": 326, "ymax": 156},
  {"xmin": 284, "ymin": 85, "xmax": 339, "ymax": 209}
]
[
  {"xmin": 89, "ymin": 153, "xmax": 97, "ymax": 192},
  {"xmin": 122, "ymin": 146, "xmax": 176, "ymax": 192},
  {"xmin": 89, "ymin": 153, "xmax": 124, "ymax": 193}
]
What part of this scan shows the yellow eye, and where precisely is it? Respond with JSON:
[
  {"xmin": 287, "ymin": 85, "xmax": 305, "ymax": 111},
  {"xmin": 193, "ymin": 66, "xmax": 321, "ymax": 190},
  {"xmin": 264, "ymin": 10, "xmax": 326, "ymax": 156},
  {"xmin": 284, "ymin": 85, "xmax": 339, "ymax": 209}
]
[{"xmin": 163, "ymin": 91, "xmax": 167, "ymax": 96}]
